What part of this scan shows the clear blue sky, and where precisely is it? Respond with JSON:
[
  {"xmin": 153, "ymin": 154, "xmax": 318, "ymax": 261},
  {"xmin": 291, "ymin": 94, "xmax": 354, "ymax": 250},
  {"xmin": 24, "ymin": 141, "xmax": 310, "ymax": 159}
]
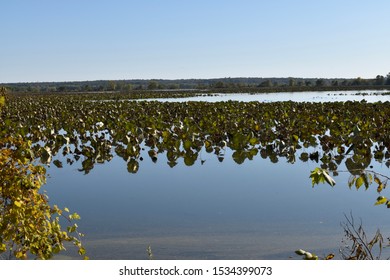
[{"xmin": 1, "ymin": 0, "xmax": 390, "ymax": 83}]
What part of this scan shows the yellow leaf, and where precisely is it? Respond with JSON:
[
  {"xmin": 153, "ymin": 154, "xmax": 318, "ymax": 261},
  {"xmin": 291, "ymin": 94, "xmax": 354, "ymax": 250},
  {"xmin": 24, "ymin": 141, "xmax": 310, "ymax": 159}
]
[
  {"xmin": 14, "ymin": 201, "xmax": 22, "ymax": 207},
  {"xmin": 375, "ymin": 196, "xmax": 387, "ymax": 205},
  {"xmin": 15, "ymin": 251, "xmax": 27, "ymax": 259},
  {"xmin": 326, "ymin": 254, "xmax": 335, "ymax": 260},
  {"xmin": 0, "ymin": 243, "xmax": 6, "ymax": 252}
]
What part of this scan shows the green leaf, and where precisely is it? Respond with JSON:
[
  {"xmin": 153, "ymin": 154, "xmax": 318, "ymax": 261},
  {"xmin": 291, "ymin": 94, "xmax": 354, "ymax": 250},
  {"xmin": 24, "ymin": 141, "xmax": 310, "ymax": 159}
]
[
  {"xmin": 310, "ymin": 168, "xmax": 335, "ymax": 187},
  {"xmin": 183, "ymin": 140, "xmax": 192, "ymax": 151},
  {"xmin": 309, "ymin": 168, "xmax": 322, "ymax": 187},
  {"xmin": 69, "ymin": 213, "xmax": 81, "ymax": 220},
  {"xmin": 67, "ymin": 224, "xmax": 78, "ymax": 233},
  {"xmin": 249, "ymin": 137, "xmax": 258, "ymax": 145},
  {"xmin": 355, "ymin": 176, "xmax": 364, "ymax": 190},
  {"xmin": 53, "ymin": 159, "xmax": 63, "ymax": 168}
]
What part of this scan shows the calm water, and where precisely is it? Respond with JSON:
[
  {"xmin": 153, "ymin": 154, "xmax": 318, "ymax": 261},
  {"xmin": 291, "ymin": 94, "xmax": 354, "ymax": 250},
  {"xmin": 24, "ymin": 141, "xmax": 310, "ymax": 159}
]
[
  {"xmin": 44, "ymin": 91, "xmax": 390, "ymax": 260},
  {"xmin": 138, "ymin": 90, "xmax": 390, "ymax": 103}
]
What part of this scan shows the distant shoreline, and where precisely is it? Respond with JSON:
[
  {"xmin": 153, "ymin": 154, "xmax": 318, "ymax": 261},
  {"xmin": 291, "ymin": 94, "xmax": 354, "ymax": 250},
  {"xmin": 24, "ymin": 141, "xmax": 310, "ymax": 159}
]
[{"xmin": 2, "ymin": 76, "xmax": 390, "ymax": 95}]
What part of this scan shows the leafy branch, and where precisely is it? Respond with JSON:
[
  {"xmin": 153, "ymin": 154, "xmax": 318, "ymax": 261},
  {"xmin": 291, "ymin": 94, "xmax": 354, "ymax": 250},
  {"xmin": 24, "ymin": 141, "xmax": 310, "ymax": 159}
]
[
  {"xmin": 310, "ymin": 167, "xmax": 390, "ymax": 208},
  {"xmin": 0, "ymin": 89, "xmax": 87, "ymax": 259}
]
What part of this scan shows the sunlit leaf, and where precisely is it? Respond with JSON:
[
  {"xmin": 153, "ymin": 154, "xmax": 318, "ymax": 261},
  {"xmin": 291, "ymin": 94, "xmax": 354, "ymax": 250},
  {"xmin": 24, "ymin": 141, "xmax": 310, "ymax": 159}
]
[
  {"xmin": 325, "ymin": 254, "xmax": 335, "ymax": 260},
  {"xmin": 323, "ymin": 170, "xmax": 336, "ymax": 187},
  {"xmin": 375, "ymin": 196, "xmax": 387, "ymax": 206},
  {"xmin": 355, "ymin": 176, "xmax": 364, "ymax": 190}
]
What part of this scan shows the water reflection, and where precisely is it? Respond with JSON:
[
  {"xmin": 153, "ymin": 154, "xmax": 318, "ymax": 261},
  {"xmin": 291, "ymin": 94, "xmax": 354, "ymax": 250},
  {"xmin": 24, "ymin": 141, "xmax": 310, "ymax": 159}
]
[
  {"xmin": 45, "ymin": 146, "xmax": 390, "ymax": 259},
  {"xmin": 8, "ymin": 93, "xmax": 387, "ymax": 259}
]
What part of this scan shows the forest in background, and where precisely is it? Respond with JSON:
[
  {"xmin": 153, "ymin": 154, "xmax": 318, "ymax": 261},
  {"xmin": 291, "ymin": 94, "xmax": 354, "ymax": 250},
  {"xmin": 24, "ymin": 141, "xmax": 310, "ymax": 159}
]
[{"xmin": 2, "ymin": 74, "xmax": 390, "ymax": 94}]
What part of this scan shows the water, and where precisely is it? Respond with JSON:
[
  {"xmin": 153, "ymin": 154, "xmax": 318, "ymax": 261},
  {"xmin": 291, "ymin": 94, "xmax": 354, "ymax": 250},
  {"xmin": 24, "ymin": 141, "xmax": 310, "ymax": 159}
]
[
  {"xmin": 137, "ymin": 90, "xmax": 390, "ymax": 103},
  {"xmin": 44, "ymin": 146, "xmax": 390, "ymax": 259},
  {"xmin": 42, "ymin": 91, "xmax": 390, "ymax": 259}
]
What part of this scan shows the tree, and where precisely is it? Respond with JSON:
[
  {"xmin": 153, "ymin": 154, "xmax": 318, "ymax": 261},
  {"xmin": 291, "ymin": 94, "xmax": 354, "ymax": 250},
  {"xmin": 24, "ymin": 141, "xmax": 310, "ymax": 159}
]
[
  {"xmin": 168, "ymin": 83, "xmax": 180, "ymax": 90},
  {"xmin": 352, "ymin": 77, "xmax": 367, "ymax": 86},
  {"xmin": 386, "ymin": 73, "xmax": 390, "ymax": 85},
  {"xmin": 258, "ymin": 80, "xmax": 272, "ymax": 87},
  {"xmin": 83, "ymin": 84, "xmax": 91, "ymax": 91},
  {"xmin": 375, "ymin": 75, "xmax": 385, "ymax": 85},
  {"xmin": 57, "ymin": 86, "xmax": 66, "ymax": 92},
  {"xmin": 107, "ymin": 81, "xmax": 117, "ymax": 91},
  {"xmin": 147, "ymin": 81, "xmax": 159, "ymax": 90},
  {"xmin": 122, "ymin": 83, "xmax": 133, "ymax": 92},
  {"xmin": 315, "ymin": 79, "xmax": 324, "ymax": 87},
  {"xmin": 214, "ymin": 81, "xmax": 225, "ymax": 88},
  {"xmin": 0, "ymin": 89, "xmax": 86, "ymax": 259}
]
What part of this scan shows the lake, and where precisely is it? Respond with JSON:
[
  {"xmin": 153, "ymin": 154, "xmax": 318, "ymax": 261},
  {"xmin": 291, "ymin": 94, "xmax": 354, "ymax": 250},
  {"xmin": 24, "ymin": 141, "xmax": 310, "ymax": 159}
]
[
  {"xmin": 39, "ymin": 91, "xmax": 390, "ymax": 260},
  {"xmin": 137, "ymin": 90, "xmax": 390, "ymax": 103}
]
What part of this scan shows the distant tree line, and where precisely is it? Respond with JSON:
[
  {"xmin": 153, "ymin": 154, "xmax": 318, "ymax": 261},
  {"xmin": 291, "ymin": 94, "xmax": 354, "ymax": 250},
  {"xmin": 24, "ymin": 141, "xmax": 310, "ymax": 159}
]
[{"xmin": 2, "ymin": 73, "xmax": 390, "ymax": 93}]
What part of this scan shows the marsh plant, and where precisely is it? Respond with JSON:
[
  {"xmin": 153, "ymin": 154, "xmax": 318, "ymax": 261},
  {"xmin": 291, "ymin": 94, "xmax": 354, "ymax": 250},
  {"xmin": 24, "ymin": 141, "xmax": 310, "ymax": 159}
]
[
  {"xmin": 339, "ymin": 213, "xmax": 389, "ymax": 260},
  {"xmin": 296, "ymin": 213, "xmax": 390, "ymax": 260},
  {"xmin": 2, "ymin": 89, "xmax": 390, "ymax": 259}
]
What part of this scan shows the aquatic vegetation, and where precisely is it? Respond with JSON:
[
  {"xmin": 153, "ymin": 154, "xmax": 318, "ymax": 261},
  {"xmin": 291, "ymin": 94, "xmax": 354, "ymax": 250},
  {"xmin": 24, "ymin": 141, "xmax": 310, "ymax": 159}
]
[
  {"xmin": 2, "ymin": 91, "xmax": 390, "ymax": 259},
  {"xmin": 296, "ymin": 213, "xmax": 390, "ymax": 260},
  {"xmin": 2, "ymin": 95, "xmax": 389, "ymax": 159},
  {"xmin": 1, "ymin": 93, "xmax": 390, "ymax": 202},
  {"xmin": 2, "ymin": 96, "xmax": 389, "ymax": 161}
]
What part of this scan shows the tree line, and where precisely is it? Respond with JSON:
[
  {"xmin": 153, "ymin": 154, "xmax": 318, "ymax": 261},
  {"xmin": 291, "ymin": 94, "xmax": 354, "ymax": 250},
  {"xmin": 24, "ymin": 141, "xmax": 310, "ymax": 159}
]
[{"xmin": 2, "ymin": 73, "xmax": 390, "ymax": 93}]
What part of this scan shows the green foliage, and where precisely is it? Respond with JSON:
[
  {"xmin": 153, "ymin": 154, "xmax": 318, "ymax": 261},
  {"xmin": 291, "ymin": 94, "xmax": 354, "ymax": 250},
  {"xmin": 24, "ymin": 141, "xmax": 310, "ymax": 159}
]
[
  {"xmin": 3, "ymin": 88, "xmax": 390, "ymax": 259},
  {"xmin": 310, "ymin": 168, "xmax": 336, "ymax": 187},
  {"xmin": 2, "ymin": 93, "xmax": 390, "ymax": 207},
  {"xmin": 5, "ymin": 76, "xmax": 390, "ymax": 93},
  {"xmin": 0, "ymin": 137, "xmax": 87, "ymax": 260},
  {"xmin": 0, "ymin": 96, "xmax": 86, "ymax": 259},
  {"xmin": 3, "ymin": 94, "xmax": 390, "ymax": 175},
  {"xmin": 2, "ymin": 92, "xmax": 390, "ymax": 210},
  {"xmin": 311, "ymin": 167, "xmax": 390, "ymax": 208},
  {"xmin": 0, "ymin": 87, "xmax": 7, "ymax": 107}
]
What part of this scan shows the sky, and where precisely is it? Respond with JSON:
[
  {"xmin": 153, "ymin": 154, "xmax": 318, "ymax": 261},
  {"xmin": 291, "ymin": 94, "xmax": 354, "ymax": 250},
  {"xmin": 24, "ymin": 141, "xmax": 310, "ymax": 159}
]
[{"xmin": 1, "ymin": 0, "xmax": 390, "ymax": 83}]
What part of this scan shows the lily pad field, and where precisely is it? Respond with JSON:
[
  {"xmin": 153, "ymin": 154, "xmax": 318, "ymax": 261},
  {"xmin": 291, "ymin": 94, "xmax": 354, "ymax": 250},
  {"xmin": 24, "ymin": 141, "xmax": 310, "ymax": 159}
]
[{"xmin": 1, "ymin": 90, "xmax": 390, "ymax": 259}]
